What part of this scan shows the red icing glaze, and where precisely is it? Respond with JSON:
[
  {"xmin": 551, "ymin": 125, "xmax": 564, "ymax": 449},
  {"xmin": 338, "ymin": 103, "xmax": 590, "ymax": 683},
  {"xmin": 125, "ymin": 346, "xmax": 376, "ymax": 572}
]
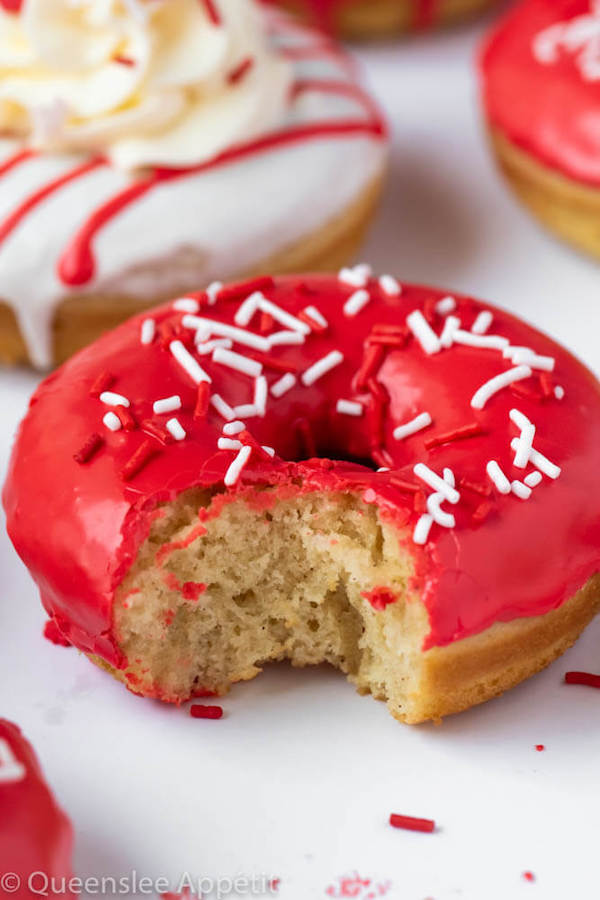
[
  {"xmin": 0, "ymin": 721, "xmax": 74, "ymax": 899},
  {"xmin": 361, "ymin": 586, "xmax": 398, "ymax": 611},
  {"xmin": 480, "ymin": 0, "xmax": 600, "ymax": 187},
  {"xmin": 4, "ymin": 274, "xmax": 600, "ymax": 691},
  {"xmin": 43, "ymin": 618, "xmax": 72, "ymax": 647}
]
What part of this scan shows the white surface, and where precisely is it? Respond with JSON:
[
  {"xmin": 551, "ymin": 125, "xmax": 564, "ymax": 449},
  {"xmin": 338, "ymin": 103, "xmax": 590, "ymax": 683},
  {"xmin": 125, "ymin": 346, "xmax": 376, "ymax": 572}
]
[{"xmin": 2, "ymin": 9, "xmax": 600, "ymax": 900}]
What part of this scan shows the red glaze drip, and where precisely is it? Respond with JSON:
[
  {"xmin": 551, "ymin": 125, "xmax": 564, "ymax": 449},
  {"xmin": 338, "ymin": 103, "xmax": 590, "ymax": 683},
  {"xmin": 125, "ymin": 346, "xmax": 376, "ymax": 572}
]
[
  {"xmin": 0, "ymin": 158, "xmax": 104, "ymax": 249},
  {"xmin": 0, "ymin": 721, "xmax": 74, "ymax": 899},
  {"xmin": 43, "ymin": 618, "xmax": 71, "ymax": 646},
  {"xmin": 480, "ymin": 0, "xmax": 600, "ymax": 187},
  {"xmin": 4, "ymin": 276, "xmax": 600, "ymax": 686},
  {"xmin": 56, "ymin": 81, "xmax": 384, "ymax": 287}
]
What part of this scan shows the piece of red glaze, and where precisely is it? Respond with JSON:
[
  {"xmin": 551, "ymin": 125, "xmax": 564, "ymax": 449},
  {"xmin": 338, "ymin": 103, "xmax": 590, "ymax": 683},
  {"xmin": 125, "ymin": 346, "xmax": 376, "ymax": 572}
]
[
  {"xmin": 3, "ymin": 274, "xmax": 600, "ymax": 699},
  {"xmin": 0, "ymin": 720, "xmax": 74, "ymax": 899}
]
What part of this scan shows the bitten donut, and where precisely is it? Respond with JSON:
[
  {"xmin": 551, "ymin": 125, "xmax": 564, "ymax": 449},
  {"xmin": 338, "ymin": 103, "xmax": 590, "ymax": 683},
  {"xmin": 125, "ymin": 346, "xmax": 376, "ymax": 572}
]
[
  {"xmin": 481, "ymin": 0, "xmax": 600, "ymax": 259},
  {"xmin": 0, "ymin": 720, "xmax": 74, "ymax": 899},
  {"xmin": 0, "ymin": 0, "xmax": 386, "ymax": 370},
  {"xmin": 263, "ymin": 0, "xmax": 498, "ymax": 38},
  {"xmin": 5, "ymin": 270, "xmax": 600, "ymax": 724}
]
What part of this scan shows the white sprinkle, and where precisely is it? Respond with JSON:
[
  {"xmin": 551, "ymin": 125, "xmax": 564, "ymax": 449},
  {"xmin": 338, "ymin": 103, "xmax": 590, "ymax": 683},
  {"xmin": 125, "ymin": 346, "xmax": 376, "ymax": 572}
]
[
  {"xmin": 524, "ymin": 471, "xmax": 543, "ymax": 488},
  {"xmin": 103, "ymin": 411, "xmax": 121, "ymax": 432},
  {"xmin": 223, "ymin": 421, "xmax": 245, "ymax": 435},
  {"xmin": 509, "ymin": 439, "xmax": 561, "ymax": 479},
  {"xmin": 393, "ymin": 412, "xmax": 432, "ymax": 441},
  {"xmin": 337, "ymin": 399, "xmax": 363, "ymax": 417},
  {"xmin": 267, "ymin": 330, "xmax": 305, "ymax": 347},
  {"xmin": 153, "ymin": 395, "xmax": 182, "ymax": 415},
  {"xmin": 234, "ymin": 403, "xmax": 259, "ymax": 418},
  {"xmin": 471, "ymin": 310, "xmax": 493, "ymax": 335},
  {"xmin": 426, "ymin": 492, "xmax": 456, "ymax": 529},
  {"xmin": 170, "ymin": 340, "xmax": 211, "ymax": 385},
  {"xmin": 377, "ymin": 467, "xmax": 390, "ymax": 473},
  {"xmin": 213, "ymin": 347, "xmax": 263, "ymax": 378},
  {"xmin": 443, "ymin": 468, "xmax": 456, "ymax": 488},
  {"xmin": 234, "ymin": 291, "xmax": 263, "ymax": 326},
  {"xmin": 173, "ymin": 297, "xmax": 200, "ymax": 314},
  {"xmin": 343, "ymin": 289, "xmax": 370, "ymax": 317},
  {"xmin": 257, "ymin": 297, "xmax": 310, "ymax": 335},
  {"xmin": 99, "ymin": 391, "xmax": 130, "ymax": 408},
  {"xmin": 302, "ymin": 305, "xmax": 328, "ymax": 329},
  {"xmin": 452, "ymin": 330, "xmax": 509, "ymax": 351},
  {"xmin": 224, "ymin": 444, "xmax": 252, "ymax": 487},
  {"xmin": 509, "ymin": 409, "xmax": 536, "ymax": 469},
  {"xmin": 406, "ymin": 310, "xmax": 441, "ymax": 355},
  {"xmin": 339, "ymin": 264, "xmax": 371, "ymax": 288},
  {"xmin": 166, "ymin": 418, "xmax": 186, "ymax": 442},
  {"xmin": 206, "ymin": 281, "xmax": 222, "ymax": 305},
  {"xmin": 196, "ymin": 338, "xmax": 233, "ymax": 355},
  {"xmin": 440, "ymin": 315, "xmax": 461, "ymax": 348},
  {"xmin": 554, "ymin": 385, "xmax": 565, "ymax": 400},
  {"xmin": 511, "ymin": 480, "xmax": 532, "ymax": 500},
  {"xmin": 140, "ymin": 318, "xmax": 155, "ymax": 345},
  {"xmin": 413, "ymin": 514, "xmax": 434, "ymax": 545},
  {"xmin": 270, "ymin": 373, "xmax": 296, "ymax": 397},
  {"xmin": 413, "ymin": 463, "xmax": 460, "ymax": 504},
  {"xmin": 471, "ymin": 365, "xmax": 532, "ymax": 410},
  {"xmin": 379, "ymin": 274, "xmax": 401, "ymax": 297},
  {"xmin": 509, "ymin": 348, "xmax": 555, "ymax": 371},
  {"xmin": 435, "ymin": 296, "xmax": 456, "ymax": 316},
  {"xmin": 486, "ymin": 460, "xmax": 511, "ymax": 494},
  {"xmin": 262, "ymin": 446, "xmax": 275, "ymax": 457},
  {"xmin": 181, "ymin": 316, "xmax": 270, "ymax": 352},
  {"xmin": 218, "ymin": 437, "xmax": 242, "ymax": 451},
  {"xmin": 301, "ymin": 350, "xmax": 344, "ymax": 386},
  {"xmin": 210, "ymin": 394, "xmax": 235, "ymax": 422},
  {"xmin": 254, "ymin": 375, "xmax": 267, "ymax": 416}
]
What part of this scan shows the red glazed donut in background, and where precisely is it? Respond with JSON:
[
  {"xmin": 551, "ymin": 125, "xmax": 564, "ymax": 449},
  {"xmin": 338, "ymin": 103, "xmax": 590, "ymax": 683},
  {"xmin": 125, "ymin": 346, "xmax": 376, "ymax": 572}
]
[
  {"xmin": 480, "ymin": 0, "xmax": 600, "ymax": 258},
  {"xmin": 4, "ymin": 271, "xmax": 600, "ymax": 723},
  {"xmin": 0, "ymin": 720, "xmax": 74, "ymax": 899}
]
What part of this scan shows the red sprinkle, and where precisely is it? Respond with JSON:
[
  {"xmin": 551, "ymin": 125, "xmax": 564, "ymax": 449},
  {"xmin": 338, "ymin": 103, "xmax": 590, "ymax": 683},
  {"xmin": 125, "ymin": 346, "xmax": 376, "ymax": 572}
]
[
  {"xmin": 389, "ymin": 476, "xmax": 420, "ymax": 494},
  {"xmin": 535, "ymin": 744, "xmax": 545, "ymax": 752},
  {"xmin": 539, "ymin": 372, "xmax": 554, "ymax": 399},
  {"xmin": 121, "ymin": 439, "xmax": 159, "ymax": 481},
  {"xmin": 425, "ymin": 422, "xmax": 484, "ymax": 450},
  {"xmin": 260, "ymin": 310, "xmax": 274, "ymax": 333},
  {"xmin": 89, "ymin": 370, "xmax": 115, "ymax": 398},
  {"xmin": 200, "ymin": 0, "xmax": 221, "ymax": 26},
  {"xmin": 246, "ymin": 350, "xmax": 299, "ymax": 374},
  {"xmin": 564, "ymin": 671, "xmax": 600, "ymax": 689},
  {"xmin": 361, "ymin": 587, "xmax": 397, "ymax": 611},
  {"xmin": 113, "ymin": 55, "xmax": 135, "ymax": 67},
  {"xmin": 115, "ymin": 406, "xmax": 137, "ymax": 431},
  {"xmin": 74, "ymin": 432, "xmax": 104, "ymax": 464},
  {"xmin": 389, "ymin": 813, "xmax": 435, "ymax": 833},
  {"xmin": 217, "ymin": 276, "xmax": 273, "ymax": 303},
  {"xmin": 459, "ymin": 476, "xmax": 491, "ymax": 497},
  {"xmin": 194, "ymin": 382, "xmax": 210, "ymax": 419},
  {"xmin": 295, "ymin": 418, "xmax": 316, "ymax": 458},
  {"xmin": 227, "ymin": 56, "xmax": 255, "ymax": 86},
  {"xmin": 523, "ymin": 872, "xmax": 535, "ymax": 883},
  {"xmin": 141, "ymin": 419, "xmax": 172, "ymax": 445},
  {"xmin": 354, "ymin": 343, "xmax": 384, "ymax": 392},
  {"xmin": 298, "ymin": 309, "xmax": 327, "ymax": 334},
  {"xmin": 190, "ymin": 704, "xmax": 223, "ymax": 720}
]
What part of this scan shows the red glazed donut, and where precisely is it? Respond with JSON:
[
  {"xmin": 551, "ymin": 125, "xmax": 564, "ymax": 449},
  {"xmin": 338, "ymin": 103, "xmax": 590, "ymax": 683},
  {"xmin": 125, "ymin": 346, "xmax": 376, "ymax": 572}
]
[
  {"xmin": 0, "ymin": 720, "xmax": 73, "ymax": 899},
  {"xmin": 480, "ymin": 0, "xmax": 600, "ymax": 258},
  {"xmin": 4, "ymin": 271, "xmax": 600, "ymax": 723}
]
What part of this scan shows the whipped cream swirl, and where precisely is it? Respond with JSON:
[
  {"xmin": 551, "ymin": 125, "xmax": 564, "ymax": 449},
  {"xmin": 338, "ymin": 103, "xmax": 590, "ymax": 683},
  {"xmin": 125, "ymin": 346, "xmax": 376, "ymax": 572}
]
[{"xmin": 0, "ymin": 0, "xmax": 293, "ymax": 169}]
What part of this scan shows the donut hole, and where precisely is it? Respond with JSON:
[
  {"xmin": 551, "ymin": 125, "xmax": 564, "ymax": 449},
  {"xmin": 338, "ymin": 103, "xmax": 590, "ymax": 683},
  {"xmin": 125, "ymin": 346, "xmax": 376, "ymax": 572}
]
[{"xmin": 111, "ymin": 488, "xmax": 429, "ymax": 721}]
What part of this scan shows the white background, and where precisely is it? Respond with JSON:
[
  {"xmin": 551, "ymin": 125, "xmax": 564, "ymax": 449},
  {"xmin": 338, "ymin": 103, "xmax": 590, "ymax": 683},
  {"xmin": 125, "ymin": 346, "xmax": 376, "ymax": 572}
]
[{"xmin": 2, "ymin": 7, "xmax": 600, "ymax": 899}]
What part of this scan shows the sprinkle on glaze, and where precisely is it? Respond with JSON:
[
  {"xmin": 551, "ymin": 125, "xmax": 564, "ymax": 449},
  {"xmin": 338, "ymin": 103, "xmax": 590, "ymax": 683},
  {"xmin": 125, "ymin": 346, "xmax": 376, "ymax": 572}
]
[{"xmin": 4, "ymin": 273, "xmax": 600, "ymax": 684}]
